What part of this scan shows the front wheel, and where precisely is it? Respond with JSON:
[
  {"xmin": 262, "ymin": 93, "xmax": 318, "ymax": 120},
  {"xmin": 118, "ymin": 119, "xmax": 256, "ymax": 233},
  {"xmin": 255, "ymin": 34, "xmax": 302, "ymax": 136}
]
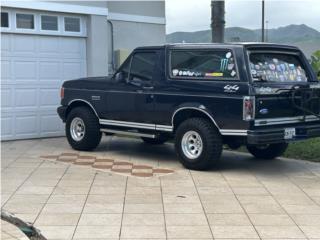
[
  {"xmin": 175, "ymin": 118, "xmax": 223, "ymax": 170},
  {"xmin": 246, "ymin": 143, "xmax": 288, "ymax": 160},
  {"xmin": 66, "ymin": 107, "xmax": 102, "ymax": 151}
]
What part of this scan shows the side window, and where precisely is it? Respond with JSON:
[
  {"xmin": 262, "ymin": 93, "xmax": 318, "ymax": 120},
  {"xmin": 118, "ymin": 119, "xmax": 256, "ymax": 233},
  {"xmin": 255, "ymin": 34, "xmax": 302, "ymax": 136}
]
[
  {"xmin": 129, "ymin": 52, "xmax": 157, "ymax": 82},
  {"xmin": 117, "ymin": 58, "xmax": 131, "ymax": 82},
  {"xmin": 170, "ymin": 49, "xmax": 237, "ymax": 80}
]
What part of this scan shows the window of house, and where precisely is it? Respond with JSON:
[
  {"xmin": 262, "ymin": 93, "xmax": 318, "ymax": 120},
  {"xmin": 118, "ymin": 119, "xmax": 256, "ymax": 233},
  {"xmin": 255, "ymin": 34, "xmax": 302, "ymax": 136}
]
[
  {"xmin": 64, "ymin": 17, "xmax": 80, "ymax": 32},
  {"xmin": 16, "ymin": 13, "xmax": 34, "ymax": 29},
  {"xmin": 129, "ymin": 52, "xmax": 157, "ymax": 82},
  {"xmin": 170, "ymin": 49, "xmax": 238, "ymax": 80},
  {"xmin": 1, "ymin": 12, "xmax": 9, "ymax": 28},
  {"xmin": 41, "ymin": 15, "xmax": 58, "ymax": 31}
]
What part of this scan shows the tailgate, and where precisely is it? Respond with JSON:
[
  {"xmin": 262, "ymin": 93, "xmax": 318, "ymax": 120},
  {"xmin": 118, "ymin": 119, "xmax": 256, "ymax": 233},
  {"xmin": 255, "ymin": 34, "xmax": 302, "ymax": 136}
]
[{"xmin": 255, "ymin": 86, "xmax": 320, "ymax": 126}]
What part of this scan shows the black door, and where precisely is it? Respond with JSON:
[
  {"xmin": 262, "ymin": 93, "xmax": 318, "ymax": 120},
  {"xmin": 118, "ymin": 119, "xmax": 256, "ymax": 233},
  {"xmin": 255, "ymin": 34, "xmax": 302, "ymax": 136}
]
[{"xmin": 105, "ymin": 51, "xmax": 158, "ymax": 124}]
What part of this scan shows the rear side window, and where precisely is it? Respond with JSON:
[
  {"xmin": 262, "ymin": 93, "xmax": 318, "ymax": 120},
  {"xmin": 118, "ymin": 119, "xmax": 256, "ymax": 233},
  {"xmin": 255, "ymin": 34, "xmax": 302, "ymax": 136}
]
[
  {"xmin": 129, "ymin": 52, "xmax": 157, "ymax": 82},
  {"xmin": 249, "ymin": 52, "xmax": 308, "ymax": 82},
  {"xmin": 170, "ymin": 49, "xmax": 237, "ymax": 80}
]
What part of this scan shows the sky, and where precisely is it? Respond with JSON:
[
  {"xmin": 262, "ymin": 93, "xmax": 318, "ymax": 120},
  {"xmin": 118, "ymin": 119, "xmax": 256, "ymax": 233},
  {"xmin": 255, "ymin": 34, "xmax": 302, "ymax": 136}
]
[{"xmin": 165, "ymin": 0, "xmax": 320, "ymax": 33}]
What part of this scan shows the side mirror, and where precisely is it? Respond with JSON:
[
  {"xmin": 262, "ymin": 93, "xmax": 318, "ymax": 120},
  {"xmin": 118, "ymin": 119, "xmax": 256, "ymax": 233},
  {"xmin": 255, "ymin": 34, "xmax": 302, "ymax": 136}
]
[{"xmin": 114, "ymin": 72, "xmax": 123, "ymax": 82}]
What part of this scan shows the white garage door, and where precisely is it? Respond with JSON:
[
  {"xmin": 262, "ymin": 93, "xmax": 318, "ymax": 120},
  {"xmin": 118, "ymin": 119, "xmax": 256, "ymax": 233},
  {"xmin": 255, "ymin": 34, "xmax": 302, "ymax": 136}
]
[{"xmin": 1, "ymin": 33, "xmax": 87, "ymax": 140}]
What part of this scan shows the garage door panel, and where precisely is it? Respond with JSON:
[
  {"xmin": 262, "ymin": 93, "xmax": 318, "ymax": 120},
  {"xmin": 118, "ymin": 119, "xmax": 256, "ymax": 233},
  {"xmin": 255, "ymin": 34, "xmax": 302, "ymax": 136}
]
[
  {"xmin": 63, "ymin": 61, "xmax": 86, "ymax": 80},
  {"xmin": 39, "ymin": 61, "xmax": 61, "ymax": 80},
  {"xmin": 14, "ymin": 61, "xmax": 37, "ymax": 80},
  {"xmin": 39, "ymin": 37, "xmax": 60, "ymax": 53},
  {"xmin": 1, "ymin": 34, "xmax": 11, "ymax": 56},
  {"xmin": 12, "ymin": 35, "xmax": 37, "ymax": 55},
  {"xmin": 1, "ymin": 116, "xmax": 13, "ymax": 138},
  {"xmin": 61, "ymin": 38, "xmax": 86, "ymax": 59},
  {"xmin": 15, "ymin": 114, "xmax": 39, "ymax": 136},
  {"xmin": 1, "ymin": 60, "xmax": 12, "ymax": 81},
  {"xmin": 1, "ymin": 33, "xmax": 87, "ymax": 140},
  {"xmin": 15, "ymin": 88, "xmax": 38, "ymax": 108},
  {"xmin": 1, "ymin": 88, "xmax": 13, "ymax": 108},
  {"xmin": 40, "ymin": 115, "xmax": 64, "ymax": 135},
  {"xmin": 39, "ymin": 88, "xmax": 60, "ymax": 106}
]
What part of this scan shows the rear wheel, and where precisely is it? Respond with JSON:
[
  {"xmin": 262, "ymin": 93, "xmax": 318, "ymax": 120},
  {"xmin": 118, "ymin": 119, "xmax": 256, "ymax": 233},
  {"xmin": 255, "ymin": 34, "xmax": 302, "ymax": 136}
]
[
  {"xmin": 247, "ymin": 143, "xmax": 288, "ymax": 160},
  {"xmin": 175, "ymin": 118, "xmax": 222, "ymax": 170},
  {"xmin": 66, "ymin": 107, "xmax": 102, "ymax": 151}
]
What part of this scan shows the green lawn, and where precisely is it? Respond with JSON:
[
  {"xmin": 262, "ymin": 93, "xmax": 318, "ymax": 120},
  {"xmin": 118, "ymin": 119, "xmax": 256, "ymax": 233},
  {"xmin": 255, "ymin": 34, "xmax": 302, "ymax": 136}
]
[{"xmin": 283, "ymin": 138, "xmax": 320, "ymax": 162}]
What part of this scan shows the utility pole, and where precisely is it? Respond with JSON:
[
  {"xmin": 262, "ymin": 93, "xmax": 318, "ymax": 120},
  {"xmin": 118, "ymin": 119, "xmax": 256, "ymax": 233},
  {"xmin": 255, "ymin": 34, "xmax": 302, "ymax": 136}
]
[
  {"xmin": 266, "ymin": 20, "xmax": 269, "ymax": 42},
  {"xmin": 261, "ymin": 0, "xmax": 265, "ymax": 42},
  {"xmin": 211, "ymin": 0, "xmax": 225, "ymax": 43}
]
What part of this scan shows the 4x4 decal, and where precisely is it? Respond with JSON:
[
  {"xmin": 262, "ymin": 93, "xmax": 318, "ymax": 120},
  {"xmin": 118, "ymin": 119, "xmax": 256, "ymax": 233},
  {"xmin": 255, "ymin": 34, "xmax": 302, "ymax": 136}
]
[{"xmin": 224, "ymin": 84, "xmax": 239, "ymax": 93}]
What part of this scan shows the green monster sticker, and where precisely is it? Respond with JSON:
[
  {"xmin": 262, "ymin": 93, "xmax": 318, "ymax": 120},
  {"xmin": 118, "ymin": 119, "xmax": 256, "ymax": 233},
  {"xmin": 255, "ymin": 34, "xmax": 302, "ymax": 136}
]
[{"xmin": 220, "ymin": 59, "xmax": 229, "ymax": 71}]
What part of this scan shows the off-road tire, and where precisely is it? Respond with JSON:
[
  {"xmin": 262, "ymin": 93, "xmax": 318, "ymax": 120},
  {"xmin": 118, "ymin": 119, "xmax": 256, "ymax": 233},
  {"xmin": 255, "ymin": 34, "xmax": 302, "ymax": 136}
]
[
  {"xmin": 66, "ymin": 107, "xmax": 102, "ymax": 151},
  {"xmin": 247, "ymin": 143, "xmax": 288, "ymax": 160},
  {"xmin": 141, "ymin": 136, "xmax": 168, "ymax": 145},
  {"xmin": 175, "ymin": 118, "xmax": 223, "ymax": 170}
]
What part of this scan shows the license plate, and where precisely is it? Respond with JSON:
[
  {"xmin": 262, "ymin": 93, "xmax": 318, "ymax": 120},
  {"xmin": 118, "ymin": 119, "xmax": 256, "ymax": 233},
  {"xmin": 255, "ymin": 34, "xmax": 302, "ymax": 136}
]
[{"xmin": 284, "ymin": 128, "xmax": 296, "ymax": 139}]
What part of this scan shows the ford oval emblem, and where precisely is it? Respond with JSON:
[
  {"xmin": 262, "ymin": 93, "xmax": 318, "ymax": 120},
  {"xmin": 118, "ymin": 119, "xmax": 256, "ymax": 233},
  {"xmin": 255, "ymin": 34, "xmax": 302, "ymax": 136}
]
[{"xmin": 259, "ymin": 108, "xmax": 269, "ymax": 115}]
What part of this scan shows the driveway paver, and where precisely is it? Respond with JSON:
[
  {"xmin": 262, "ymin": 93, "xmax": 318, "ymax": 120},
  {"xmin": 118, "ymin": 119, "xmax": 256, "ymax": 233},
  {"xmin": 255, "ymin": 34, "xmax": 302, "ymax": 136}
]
[{"xmin": 1, "ymin": 136, "xmax": 320, "ymax": 240}]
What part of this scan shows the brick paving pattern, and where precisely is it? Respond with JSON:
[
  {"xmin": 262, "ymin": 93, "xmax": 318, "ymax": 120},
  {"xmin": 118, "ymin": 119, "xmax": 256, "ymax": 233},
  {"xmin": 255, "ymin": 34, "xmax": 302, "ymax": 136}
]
[
  {"xmin": 40, "ymin": 153, "xmax": 174, "ymax": 178},
  {"xmin": 1, "ymin": 136, "xmax": 320, "ymax": 240}
]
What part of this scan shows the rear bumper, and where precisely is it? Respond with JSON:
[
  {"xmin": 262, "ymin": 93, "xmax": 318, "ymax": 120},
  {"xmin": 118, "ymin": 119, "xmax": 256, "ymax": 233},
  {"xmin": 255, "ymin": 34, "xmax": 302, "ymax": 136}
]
[
  {"xmin": 57, "ymin": 106, "xmax": 67, "ymax": 122},
  {"xmin": 247, "ymin": 123, "xmax": 320, "ymax": 145}
]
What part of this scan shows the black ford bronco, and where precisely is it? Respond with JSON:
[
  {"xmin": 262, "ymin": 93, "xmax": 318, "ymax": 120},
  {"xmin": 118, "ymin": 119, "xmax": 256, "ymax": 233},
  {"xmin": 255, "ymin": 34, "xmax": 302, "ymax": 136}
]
[{"xmin": 57, "ymin": 43, "xmax": 320, "ymax": 170}]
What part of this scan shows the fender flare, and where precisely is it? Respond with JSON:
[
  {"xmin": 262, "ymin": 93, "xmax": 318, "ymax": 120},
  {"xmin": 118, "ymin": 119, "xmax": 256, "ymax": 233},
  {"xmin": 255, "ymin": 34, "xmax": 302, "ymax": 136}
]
[
  {"xmin": 67, "ymin": 99, "xmax": 100, "ymax": 119},
  {"xmin": 171, "ymin": 104, "xmax": 221, "ymax": 131}
]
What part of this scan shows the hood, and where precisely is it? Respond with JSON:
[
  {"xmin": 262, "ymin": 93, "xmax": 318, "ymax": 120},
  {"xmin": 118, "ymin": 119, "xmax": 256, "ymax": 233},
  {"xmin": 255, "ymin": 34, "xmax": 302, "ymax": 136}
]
[{"xmin": 62, "ymin": 76, "xmax": 114, "ymax": 90}]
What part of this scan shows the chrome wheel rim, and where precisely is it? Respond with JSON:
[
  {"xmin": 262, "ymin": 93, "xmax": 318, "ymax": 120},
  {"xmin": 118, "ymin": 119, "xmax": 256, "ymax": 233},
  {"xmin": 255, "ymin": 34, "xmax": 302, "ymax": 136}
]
[
  {"xmin": 181, "ymin": 131, "xmax": 203, "ymax": 159},
  {"xmin": 70, "ymin": 117, "xmax": 85, "ymax": 141}
]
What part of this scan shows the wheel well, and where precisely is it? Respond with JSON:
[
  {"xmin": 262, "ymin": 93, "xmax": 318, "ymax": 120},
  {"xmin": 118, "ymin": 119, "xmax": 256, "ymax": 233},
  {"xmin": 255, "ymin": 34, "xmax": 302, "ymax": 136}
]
[
  {"xmin": 66, "ymin": 101, "xmax": 98, "ymax": 119},
  {"xmin": 172, "ymin": 109, "xmax": 220, "ymax": 133}
]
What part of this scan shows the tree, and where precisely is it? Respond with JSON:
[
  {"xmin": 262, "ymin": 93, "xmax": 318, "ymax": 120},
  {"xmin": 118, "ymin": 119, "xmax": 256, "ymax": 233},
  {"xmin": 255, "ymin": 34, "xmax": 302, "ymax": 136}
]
[{"xmin": 311, "ymin": 50, "xmax": 320, "ymax": 80}]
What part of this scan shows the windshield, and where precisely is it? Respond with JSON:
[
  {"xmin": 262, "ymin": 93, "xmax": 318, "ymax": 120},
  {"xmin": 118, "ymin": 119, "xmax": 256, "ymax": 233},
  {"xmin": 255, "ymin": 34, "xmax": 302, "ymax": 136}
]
[{"xmin": 249, "ymin": 52, "xmax": 308, "ymax": 83}]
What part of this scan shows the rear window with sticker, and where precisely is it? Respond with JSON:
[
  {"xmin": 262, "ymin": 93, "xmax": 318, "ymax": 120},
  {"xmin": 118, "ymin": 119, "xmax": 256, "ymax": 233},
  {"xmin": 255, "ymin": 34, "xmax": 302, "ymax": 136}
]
[
  {"xmin": 170, "ymin": 50, "xmax": 237, "ymax": 80},
  {"xmin": 249, "ymin": 52, "xmax": 308, "ymax": 82}
]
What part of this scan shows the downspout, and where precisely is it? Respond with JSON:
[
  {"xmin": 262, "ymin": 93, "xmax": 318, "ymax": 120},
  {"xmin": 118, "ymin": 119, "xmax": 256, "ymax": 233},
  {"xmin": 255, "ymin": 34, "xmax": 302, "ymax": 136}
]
[{"xmin": 107, "ymin": 19, "xmax": 115, "ymax": 74}]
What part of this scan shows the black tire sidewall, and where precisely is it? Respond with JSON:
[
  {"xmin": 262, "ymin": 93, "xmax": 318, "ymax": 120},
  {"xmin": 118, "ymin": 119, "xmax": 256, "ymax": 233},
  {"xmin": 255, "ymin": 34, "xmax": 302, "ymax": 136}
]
[
  {"xmin": 66, "ymin": 107, "xmax": 101, "ymax": 151},
  {"xmin": 175, "ymin": 118, "xmax": 222, "ymax": 170}
]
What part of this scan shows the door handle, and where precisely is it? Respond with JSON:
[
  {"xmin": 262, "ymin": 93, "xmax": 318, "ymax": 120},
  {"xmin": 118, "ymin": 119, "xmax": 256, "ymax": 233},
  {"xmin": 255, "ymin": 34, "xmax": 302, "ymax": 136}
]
[{"xmin": 142, "ymin": 86, "xmax": 154, "ymax": 90}]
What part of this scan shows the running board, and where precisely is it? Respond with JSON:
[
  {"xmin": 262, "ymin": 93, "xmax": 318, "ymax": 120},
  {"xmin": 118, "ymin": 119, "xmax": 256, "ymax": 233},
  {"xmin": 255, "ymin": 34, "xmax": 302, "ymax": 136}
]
[{"xmin": 100, "ymin": 128, "xmax": 156, "ymax": 138}]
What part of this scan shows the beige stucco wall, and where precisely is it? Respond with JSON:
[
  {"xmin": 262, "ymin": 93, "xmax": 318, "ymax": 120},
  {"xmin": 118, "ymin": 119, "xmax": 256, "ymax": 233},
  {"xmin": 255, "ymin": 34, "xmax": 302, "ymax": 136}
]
[
  {"xmin": 107, "ymin": 1, "xmax": 165, "ymax": 18},
  {"xmin": 47, "ymin": 1, "xmax": 166, "ymax": 75}
]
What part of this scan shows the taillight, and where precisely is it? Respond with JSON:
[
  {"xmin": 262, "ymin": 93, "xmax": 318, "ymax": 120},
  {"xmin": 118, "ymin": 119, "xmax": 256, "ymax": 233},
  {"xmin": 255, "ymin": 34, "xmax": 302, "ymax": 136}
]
[
  {"xmin": 243, "ymin": 96, "xmax": 255, "ymax": 121},
  {"xmin": 60, "ymin": 87, "xmax": 64, "ymax": 99}
]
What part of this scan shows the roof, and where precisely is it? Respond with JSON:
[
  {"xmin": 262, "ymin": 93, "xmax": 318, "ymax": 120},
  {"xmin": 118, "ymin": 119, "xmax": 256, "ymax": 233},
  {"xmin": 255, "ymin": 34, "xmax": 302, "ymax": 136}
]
[{"xmin": 135, "ymin": 42, "xmax": 299, "ymax": 51}]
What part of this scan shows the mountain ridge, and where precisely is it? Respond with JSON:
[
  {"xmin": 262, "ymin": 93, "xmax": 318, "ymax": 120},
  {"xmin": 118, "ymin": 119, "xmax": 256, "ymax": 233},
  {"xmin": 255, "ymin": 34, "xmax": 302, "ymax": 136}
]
[{"xmin": 166, "ymin": 24, "xmax": 320, "ymax": 57}]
